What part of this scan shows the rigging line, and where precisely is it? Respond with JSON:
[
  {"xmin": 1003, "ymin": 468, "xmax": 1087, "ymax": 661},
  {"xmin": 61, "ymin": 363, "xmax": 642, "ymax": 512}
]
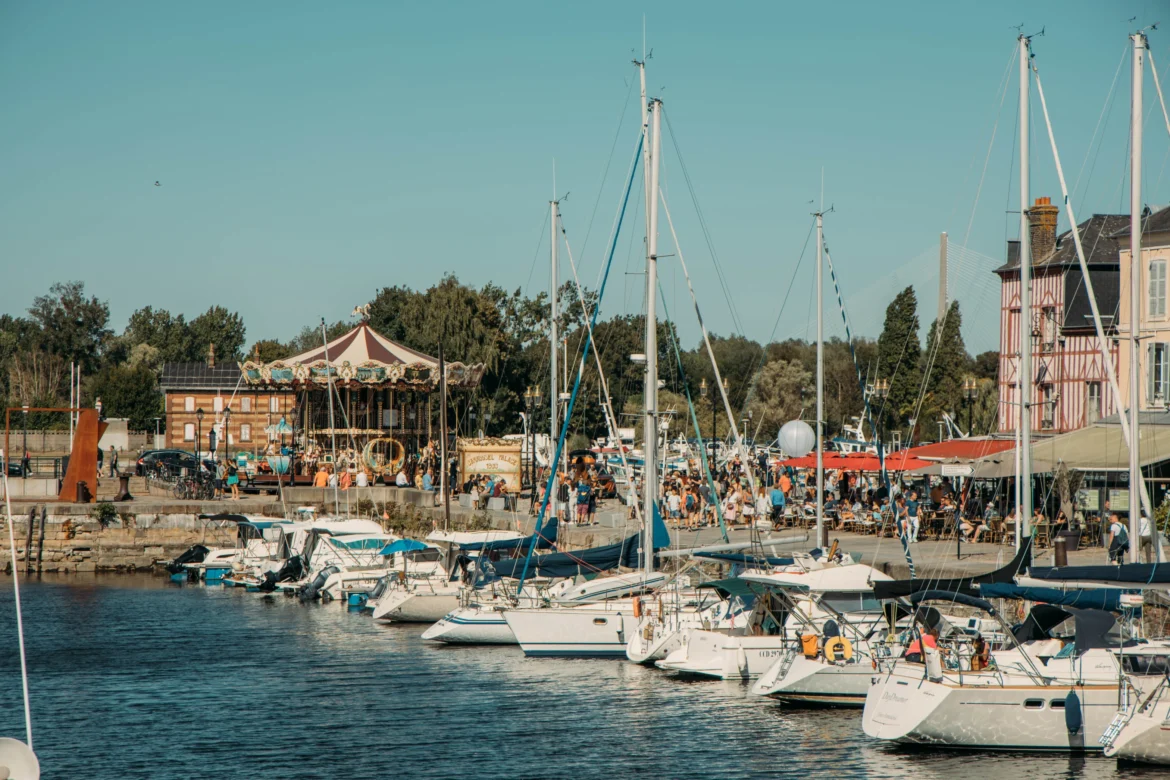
[
  {"xmin": 1148, "ymin": 48, "xmax": 1170, "ymax": 150},
  {"xmin": 659, "ymin": 189, "xmax": 759, "ymax": 502},
  {"xmin": 656, "ymin": 281, "xmax": 730, "ymax": 541},
  {"xmin": 821, "ymin": 231, "xmax": 912, "ymax": 578},
  {"xmin": 1072, "ymin": 43, "xmax": 1128, "ymax": 206},
  {"xmin": 558, "ymin": 213, "xmax": 643, "ymax": 523},
  {"xmin": 660, "ymin": 106, "xmax": 748, "ymax": 338},
  {"xmin": 578, "ymin": 71, "xmax": 639, "ymax": 264},
  {"xmin": 960, "ymin": 41, "xmax": 1020, "ymax": 246},
  {"xmin": 516, "ymin": 131, "xmax": 644, "ymax": 592},
  {"xmin": 2, "ymin": 473, "xmax": 33, "ymax": 749},
  {"xmin": 1032, "ymin": 58, "xmax": 1155, "ymax": 530}
]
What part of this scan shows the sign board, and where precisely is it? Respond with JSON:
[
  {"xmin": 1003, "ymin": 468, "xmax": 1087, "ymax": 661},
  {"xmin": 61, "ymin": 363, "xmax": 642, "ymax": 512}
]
[
  {"xmin": 458, "ymin": 439, "xmax": 522, "ymax": 490},
  {"xmin": 1076, "ymin": 489, "xmax": 1100, "ymax": 512},
  {"xmin": 1108, "ymin": 488, "xmax": 1129, "ymax": 512},
  {"xmin": 940, "ymin": 464, "xmax": 974, "ymax": 477}
]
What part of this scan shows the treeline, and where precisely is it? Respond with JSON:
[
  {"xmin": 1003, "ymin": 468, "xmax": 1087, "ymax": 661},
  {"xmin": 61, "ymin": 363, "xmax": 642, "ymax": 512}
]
[{"xmin": 0, "ymin": 279, "xmax": 996, "ymax": 444}]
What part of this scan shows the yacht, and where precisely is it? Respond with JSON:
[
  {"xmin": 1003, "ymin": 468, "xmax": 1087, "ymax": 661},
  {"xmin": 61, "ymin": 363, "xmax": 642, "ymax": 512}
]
[
  {"xmin": 1103, "ymin": 673, "xmax": 1170, "ymax": 765},
  {"xmin": 862, "ymin": 591, "xmax": 1170, "ymax": 751}
]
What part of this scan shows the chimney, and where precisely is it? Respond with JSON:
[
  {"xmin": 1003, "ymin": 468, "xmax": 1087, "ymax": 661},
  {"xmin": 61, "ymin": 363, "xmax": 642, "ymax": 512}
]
[
  {"xmin": 1027, "ymin": 196, "xmax": 1059, "ymax": 262},
  {"xmin": 207, "ymin": 343, "xmax": 216, "ymax": 368}
]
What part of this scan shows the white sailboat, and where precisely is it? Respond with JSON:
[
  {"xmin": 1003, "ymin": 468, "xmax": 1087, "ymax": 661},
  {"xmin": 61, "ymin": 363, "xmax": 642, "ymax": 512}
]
[{"xmin": 1103, "ymin": 675, "xmax": 1170, "ymax": 764}]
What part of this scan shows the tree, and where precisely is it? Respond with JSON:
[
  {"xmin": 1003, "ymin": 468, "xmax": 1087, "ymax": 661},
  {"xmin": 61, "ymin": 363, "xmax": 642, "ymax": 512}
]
[
  {"xmin": 124, "ymin": 307, "xmax": 195, "ymax": 363},
  {"xmin": 27, "ymin": 281, "xmax": 111, "ymax": 372},
  {"xmin": 922, "ymin": 301, "xmax": 970, "ymax": 432},
  {"xmin": 744, "ymin": 359, "xmax": 811, "ymax": 440},
  {"xmin": 971, "ymin": 350, "xmax": 998, "ymax": 381},
  {"xmin": 248, "ymin": 339, "xmax": 290, "ymax": 363},
  {"xmin": 875, "ymin": 286, "xmax": 921, "ymax": 433},
  {"xmin": 189, "ymin": 306, "xmax": 246, "ymax": 361},
  {"xmin": 86, "ymin": 364, "xmax": 163, "ymax": 430},
  {"xmin": 681, "ymin": 333, "xmax": 764, "ymax": 412},
  {"xmin": 967, "ymin": 377, "xmax": 999, "ymax": 436},
  {"xmin": 284, "ymin": 320, "xmax": 350, "ymax": 356}
]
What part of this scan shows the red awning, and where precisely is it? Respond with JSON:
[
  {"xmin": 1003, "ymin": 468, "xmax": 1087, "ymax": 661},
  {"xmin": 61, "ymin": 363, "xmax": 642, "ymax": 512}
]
[
  {"xmin": 778, "ymin": 450, "xmax": 929, "ymax": 472},
  {"xmin": 904, "ymin": 439, "xmax": 1016, "ymax": 461}
]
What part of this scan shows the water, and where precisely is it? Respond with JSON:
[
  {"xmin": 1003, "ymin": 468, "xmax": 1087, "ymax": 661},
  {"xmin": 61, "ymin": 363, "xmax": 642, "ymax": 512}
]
[{"xmin": 0, "ymin": 575, "xmax": 1163, "ymax": 780}]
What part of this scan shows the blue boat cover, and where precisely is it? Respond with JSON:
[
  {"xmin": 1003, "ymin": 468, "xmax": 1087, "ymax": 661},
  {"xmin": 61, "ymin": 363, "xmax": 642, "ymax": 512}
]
[
  {"xmin": 378, "ymin": 539, "xmax": 429, "ymax": 556},
  {"xmin": 458, "ymin": 518, "xmax": 559, "ymax": 552},
  {"xmin": 907, "ymin": 589, "xmax": 996, "ymax": 614},
  {"xmin": 487, "ymin": 533, "xmax": 646, "ymax": 579},
  {"xmin": 1027, "ymin": 563, "xmax": 1170, "ymax": 585},
  {"xmin": 980, "ymin": 583, "xmax": 1131, "ymax": 611},
  {"xmin": 693, "ymin": 552, "xmax": 796, "ymax": 567},
  {"xmin": 873, "ymin": 536, "xmax": 1032, "ymax": 600}
]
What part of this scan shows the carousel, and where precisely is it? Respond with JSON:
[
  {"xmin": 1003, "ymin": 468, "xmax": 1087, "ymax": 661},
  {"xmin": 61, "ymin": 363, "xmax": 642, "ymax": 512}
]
[{"xmin": 239, "ymin": 320, "xmax": 484, "ymax": 484}]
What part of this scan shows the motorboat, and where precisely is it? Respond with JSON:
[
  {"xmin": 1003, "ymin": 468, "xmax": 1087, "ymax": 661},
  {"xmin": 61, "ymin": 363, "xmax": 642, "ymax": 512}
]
[
  {"xmin": 862, "ymin": 590, "xmax": 1170, "ymax": 751},
  {"xmin": 181, "ymin": 514, "xmax": 290, "ymax": 582},
  {"xmin": 655, "ymin": 563, "xmax": 891, "ymax": 680}
]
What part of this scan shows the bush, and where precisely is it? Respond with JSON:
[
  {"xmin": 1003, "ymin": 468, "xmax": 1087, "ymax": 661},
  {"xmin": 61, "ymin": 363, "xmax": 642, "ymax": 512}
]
[{"xmin": 91, "ymin": 502, "xmax": 117, "ymax": 528}]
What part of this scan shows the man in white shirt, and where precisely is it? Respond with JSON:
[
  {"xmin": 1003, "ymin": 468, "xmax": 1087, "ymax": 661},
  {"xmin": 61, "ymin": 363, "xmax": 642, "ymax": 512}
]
[
  {"xmin": 356, "ymin": 470, "xmax": 369, "ymax": 488},
  {"xmin": 1138, "ymin": 511, "xmax": 1154, "ymax": 563},
  {"xmin": 395, "ymin": 470, "xmax": 409, "ymax": 487}
]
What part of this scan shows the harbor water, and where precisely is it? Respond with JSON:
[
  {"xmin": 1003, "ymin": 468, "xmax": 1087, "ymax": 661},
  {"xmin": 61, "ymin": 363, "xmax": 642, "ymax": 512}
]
[{"xmin": 0, "ymin": 575, "xmax": 1162, "ymax": 780}]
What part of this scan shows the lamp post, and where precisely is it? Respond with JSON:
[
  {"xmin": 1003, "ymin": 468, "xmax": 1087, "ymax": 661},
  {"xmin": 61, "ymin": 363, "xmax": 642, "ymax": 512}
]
[
  {"xmin": 223, "ymin": 407, "xmax": 232, "ymax": 467},
  {"xmin": 195, "ymin": 408, "xmax": 204, "ymax": 472},
  {"xmin": 153, "ymin": 417, "xmax": 162, "ymax": 449},
  {"xmin": 962, "ymin": 376, "xmax": 978, "ymax": 434},
  {"xmin": 21, "ymin": 403, "xmax": 29, "ymax": 478},
  {"xmin": 874, "ymin": 378, "xmax": 890, "ymax": 451}
]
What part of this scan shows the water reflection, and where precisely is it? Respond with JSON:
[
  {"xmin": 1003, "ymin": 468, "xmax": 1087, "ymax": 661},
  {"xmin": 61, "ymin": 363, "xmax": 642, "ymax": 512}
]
[{"xmin": 0, "ymin": 574, "xmax": 1154, "ymax": 779}]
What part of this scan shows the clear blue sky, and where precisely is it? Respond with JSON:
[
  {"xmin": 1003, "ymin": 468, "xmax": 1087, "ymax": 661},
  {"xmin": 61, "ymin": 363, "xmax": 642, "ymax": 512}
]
[{"xmin": 2, "ymin": 0, "xmax": 1168, "ymax": 355}]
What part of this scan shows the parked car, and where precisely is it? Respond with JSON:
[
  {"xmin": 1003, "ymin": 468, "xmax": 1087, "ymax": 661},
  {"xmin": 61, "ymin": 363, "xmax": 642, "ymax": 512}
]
[
  {"xmin": 142, "ymin": 450, "xmax": 213, "ymax": 477},
  {"xmin": 5, "ymin": 462, "xmax": 22, "ymax": 478},
  {"xmin": 136, "ymin": 449, "xmax": 186, "ymax": 475}
]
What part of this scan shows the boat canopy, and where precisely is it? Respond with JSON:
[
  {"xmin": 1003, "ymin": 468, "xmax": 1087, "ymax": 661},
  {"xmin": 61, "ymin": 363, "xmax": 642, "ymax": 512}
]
[
  {"xmin": 1011, "ymin": 605, "xmax": 1119, "ymax": 654},
  {"xmin": 697, "ymin": 578, "xmax": 774, "ymax": 599},
  {"xmin": 979, "ymin": 583, "xmax": 1132, "ymax": 611},
  {"xmin": 379, "ymin": 538, "xmax": 430, "ymax": 556},
  {"xmin": 873, "ymin": 537, "xmax": 1032, "ymax": 600},
  {"xmin": 693, "ymin": 552, "xmax": 795, "ymax": 567},
  {"xmin": 906, "ymin": 589, "xmax": 996, "ymax": 614},
  {"xmin": 459, "ymin": 518, "xmax": 559, "ymax": 552},
  {"xmin": 1027, "ymin": 563, "xmax": 1170, "ymax": 586},
  {"xmin": 486, "ymin": 533, "xmax": 645, "ymax": 579}
]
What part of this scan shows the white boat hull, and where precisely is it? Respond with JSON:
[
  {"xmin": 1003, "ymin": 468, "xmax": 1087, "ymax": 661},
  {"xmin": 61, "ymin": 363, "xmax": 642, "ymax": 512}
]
[
  {"xmin": 656, "ymin": 630, "xmax": 788, "ymax": 680},
  {"xmin": 422, "ymin": 607, "xmax": 516, "ymax": 645},
  {"xmin": 504, "ymin": 605, "xmax": 634, "ymax": 657},
  {"xmin": 373, "ymin": 589, "xmax": 461, "ymax": 623},
  {"xmin": 752, "ymin": 652, "xmax": 875, "ymax": 707}
]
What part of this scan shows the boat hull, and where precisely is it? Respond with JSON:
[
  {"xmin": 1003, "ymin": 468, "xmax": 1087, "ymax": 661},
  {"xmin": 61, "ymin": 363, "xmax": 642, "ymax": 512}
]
[
  {"xmin": 504, "ymin": 606, "xmax": 634, "ymax": 657},
  {"xmin": 422, "ymin": 608, "xmax": 516, "ymax": 645},
  {"xmin": 752, "ymin": 653, "xmax": 873, "ymax": 707},
  {"xmin": 656, "ymin": 630, "xmax": 788, "ymax": 680},
  {"xmin": 373, "ymin": 590, "xmax": 460, "ymax": 623},
  {"xmin": 1104, "ymin": 706, "xmax": 1170, "ymax": 764}
]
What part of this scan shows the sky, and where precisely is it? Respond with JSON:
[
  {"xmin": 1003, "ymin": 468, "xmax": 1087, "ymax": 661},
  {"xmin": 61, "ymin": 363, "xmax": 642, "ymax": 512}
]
[{"xmin": 2, "ymin": 0, "xmax": 1169, "ymax": 357}]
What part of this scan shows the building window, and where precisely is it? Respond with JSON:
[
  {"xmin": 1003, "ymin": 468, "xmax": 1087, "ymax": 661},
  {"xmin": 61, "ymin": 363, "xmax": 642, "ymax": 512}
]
[
  {"xmin": 1086, "ymin": 382, "xmax": 1101, "ymax": 425},
  {"xmin": 184, "ymin": 396, "xmax": 195, "ymax": 412},
  {"xmin": 184, "ymin": 423, "xmax": 195, "ymax": 441},
  {"xmin": 241, "ymin": 397, "xmax": 252, "ymax": 413},
  {"xmin": 1149, "ymin": 259, "xmax": 1167, "ymax": 318},
  {"xmin": 1041, "ymin": 385, "xmax": 1055, "ymax": 430},
  {"xmin": 213, "ymin": 396, "xmax": 223, "ymax": 412},
  {"xmin": 1040, "ymin": 307, "xmax": 1057, "ymax": 352},
  {"xmin": 270, "ymin": 396, "xmax": 279, "ymax": 413},
  {"xmin": 240, "ymin": 423, "xmax": 252, "ymax": 441},
  {"xmin": 1149, "ymin": 343, "xmax": 1170, "ymax": 407}
]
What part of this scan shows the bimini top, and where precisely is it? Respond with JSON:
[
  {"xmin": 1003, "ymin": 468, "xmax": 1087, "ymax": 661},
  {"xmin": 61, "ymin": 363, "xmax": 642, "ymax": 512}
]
[
  {"xmin": 240, "ymin": 322, "xmax": 484, "ymax": 390},
  {"xmin": 379, "ymin": 538, "xmax": 430, "ymax": 556},
  {"xmin": 198, "ymin": 513, "xmax": 288, "ymax": 531},
  {"xmin": 979, "ymin": 583, "xmax": 1132, "ymax": 612},
  {"xmin": 1012, "ymin": 605, "xmax": 1120, "ymax": 655},
  {"xmin": 458, "ymin": 518, "xmax": 559, "ymax": 552},
  {"xmin": 699, "ymin": 564, "xmax": 891, "ymax": 598}
]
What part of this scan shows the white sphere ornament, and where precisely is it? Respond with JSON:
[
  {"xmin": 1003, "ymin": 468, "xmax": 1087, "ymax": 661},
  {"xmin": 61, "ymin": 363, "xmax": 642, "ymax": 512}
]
[{"xmin": 777, "ymin": 420, "xmax": 815, "ymax": 458}]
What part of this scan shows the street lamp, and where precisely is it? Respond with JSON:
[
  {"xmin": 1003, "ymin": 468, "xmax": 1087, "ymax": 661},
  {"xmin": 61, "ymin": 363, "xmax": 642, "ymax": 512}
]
[
  {"xmin": 962, "ymin": 376, "xmax": 979, "ymax": 434},
  {"xmin": 153, "ymin": 417, "xmax": 162, "ymax": 448},
  {"xmin": 21, "ymin": 403, "xmax": 29, "ymax": 478},
  {"xmin": 195, "ymin": 408, "xmax": 204, "ymax": 471},
  {"xmin": 874, "ymin": 379, "xmax": 890, "ymax": 449},
  {"xmin": 223, "ymin": 407, "xmax": 232, "ymax": 466}
]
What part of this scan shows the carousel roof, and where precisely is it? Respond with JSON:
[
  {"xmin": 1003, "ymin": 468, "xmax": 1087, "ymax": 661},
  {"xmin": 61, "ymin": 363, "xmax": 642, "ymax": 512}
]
[{"xmin": 240, "ymin": 322, "xmax": 484, "ymax": 390}]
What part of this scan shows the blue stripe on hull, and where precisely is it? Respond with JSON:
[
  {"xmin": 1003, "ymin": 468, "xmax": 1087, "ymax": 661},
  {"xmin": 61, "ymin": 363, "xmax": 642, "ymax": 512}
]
[{"xmin": 522, "ymin": 649, "xmax": 628, "ymax": 658}]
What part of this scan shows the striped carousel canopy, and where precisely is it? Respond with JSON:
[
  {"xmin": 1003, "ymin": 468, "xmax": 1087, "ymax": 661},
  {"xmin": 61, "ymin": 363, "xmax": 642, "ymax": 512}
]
[{"xmin": 240, "ymin": 322, "xmax": 484, "ymax": 390}]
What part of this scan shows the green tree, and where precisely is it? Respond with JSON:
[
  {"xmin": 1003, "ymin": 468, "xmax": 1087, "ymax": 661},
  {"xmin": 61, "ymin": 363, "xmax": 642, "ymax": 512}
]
[
  {"xmin": 680, "ymin": 334, "xmax": 764, "ymax": 412},
  {"xmin": 27, "ymin": 281, "xmax": 111, "ymax": 372},
  {"xmin": 124, "ymin": 307, "xmax": 195, "ymax": 363},
  {"xmin": 971, "ymin": 350, "xmax": 999, "ymax": 381},
  {"xmin": 248, "ymin": 339, "xmax": 290, "ymax": 363},
  {"xmin": 922, "ymin": 301, "xmax": 970, "ymax": 431},
  {"xmin": 744, "ymin": 359, "xmax": 811, "ymax": 440},
  {"xmin": 189, "ymin": 306, "xmax": 247, "ymax": 361},
  {"xmin": 86, "ymin": 364, "xmax": 164, "ymax": 430},
  {"xmin": 284, "ymin": 320, "xmax": 350, "ymax": 356},
  {"xmin": 875, "ymin": 286, "xmax": 921, "ymax": 433}
]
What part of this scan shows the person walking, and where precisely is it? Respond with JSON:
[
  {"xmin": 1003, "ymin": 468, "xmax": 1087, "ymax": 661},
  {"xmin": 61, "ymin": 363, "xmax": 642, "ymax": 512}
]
[
  {"xmin": 216, "ymin": 460, "xmax": 227, "ymax": 498},
  {"xmin": 108, "ymin": 445, "xmax": 118, "ymax": 478},
  {"xmin": 1107, "ymin": 513, "xmax": 1130, "ymax": 564}
]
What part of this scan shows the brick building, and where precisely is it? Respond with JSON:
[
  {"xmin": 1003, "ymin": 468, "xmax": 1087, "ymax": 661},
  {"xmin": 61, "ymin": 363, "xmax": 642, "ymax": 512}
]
[
  {"xmin": 159, "ymin": 354, "xmax": 293, "ymax": 455},
  {"xmin": 994, "ymin": 197, "xmax": 1125, "ymax": 435}
]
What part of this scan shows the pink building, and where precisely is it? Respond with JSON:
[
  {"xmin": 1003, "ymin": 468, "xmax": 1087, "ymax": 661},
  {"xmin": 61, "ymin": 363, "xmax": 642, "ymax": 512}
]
[{"xmin": 995, "ymin": 198, "xmax": 1126, "ymax": 435}]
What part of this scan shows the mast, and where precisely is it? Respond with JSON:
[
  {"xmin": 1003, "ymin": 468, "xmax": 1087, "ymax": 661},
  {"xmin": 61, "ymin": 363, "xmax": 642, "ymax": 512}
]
[
  {"xmin": 643, "ymin": 97, "xmax": 662, "ymax": 577},
  {"xmin": 1128, "ymin": 31, "xmax": 1146, "ymax": 562},
  {"xmin": 439, "ymin": 340, "xmax": 449, "ymax": 531},
  {"xmin": 550, "ymin": 194, "xmax": 559, "ymax": 487},
  {"xmin": 321, "ymin": 318, "xmax": 339, "ymax": 511},
  {"xmin": 1018, "ymin": 35, "xmax": 1033, "ymax": 544},
  {"xmin": 815, "ymin": 209, "xmax": 825, "ymax": 547}
]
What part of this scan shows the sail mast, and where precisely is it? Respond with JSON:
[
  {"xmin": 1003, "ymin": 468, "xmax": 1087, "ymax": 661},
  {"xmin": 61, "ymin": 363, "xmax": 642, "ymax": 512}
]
[
  {"xmin": 815, "ymin": 208, "xmax": 825, "ymax": 547},
  {"xmin": 1128, "ymin": 31, "xmax": 1146, "ymax": 562},
  {"xmin": 1018, "ymin": 35, "xmax": 1033, "ymax": 545},
  {"xmin": 550, "ymin": 175, "xmax": 559, "ymax": 489},
  {"xmin": 643, "ymin": 97, "xmax": 662, "ymax": 577},
  {"xmin": 321, "ymin": 318, "xmax": 340, "ymax": 511}
]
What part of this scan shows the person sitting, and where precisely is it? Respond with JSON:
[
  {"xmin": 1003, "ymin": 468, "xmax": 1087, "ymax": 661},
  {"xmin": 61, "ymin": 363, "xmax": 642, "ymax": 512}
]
[
  {"xmin": 904, "ymin": 627, "xmax": 939, "ymax": 664},
  {"xmin": 313, "ymin": 465, "xmax": 329, "ymax": 488},
  {"xmin": 970, "ymin": 634, "xmax": 990, "ymax": 672},
  {"xmin": 356, "ymin": 469, "xmax": 369, "ymax": 488},
  {"xmin": 395, "ymin": 469, "xmax": 409, "ymax": 487},
  {"xmin": 422, "ymin": 470, "xmax": 434, "ymax": 491}
]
